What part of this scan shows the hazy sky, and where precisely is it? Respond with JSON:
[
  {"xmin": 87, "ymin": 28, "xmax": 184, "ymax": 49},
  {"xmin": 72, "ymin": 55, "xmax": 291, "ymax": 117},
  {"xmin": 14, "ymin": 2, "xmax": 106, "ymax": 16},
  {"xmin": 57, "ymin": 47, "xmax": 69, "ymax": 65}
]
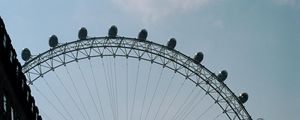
[{"xmin": 1, "ymin": 0, "xmax": 300, "ymax": 119}]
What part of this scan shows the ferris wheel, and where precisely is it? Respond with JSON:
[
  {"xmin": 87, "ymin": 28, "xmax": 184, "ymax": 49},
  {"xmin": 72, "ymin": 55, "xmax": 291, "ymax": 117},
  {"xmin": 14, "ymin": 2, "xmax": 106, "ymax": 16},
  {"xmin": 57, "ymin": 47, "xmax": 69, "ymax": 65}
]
[{"xmin": 21, "ymin": 26, "xmax": 253, "ymax": 120}]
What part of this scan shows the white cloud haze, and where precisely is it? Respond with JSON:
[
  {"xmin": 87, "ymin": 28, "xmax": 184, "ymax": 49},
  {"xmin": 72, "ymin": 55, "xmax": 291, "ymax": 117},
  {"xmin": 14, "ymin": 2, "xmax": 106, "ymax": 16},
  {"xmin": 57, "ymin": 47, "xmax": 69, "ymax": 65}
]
[
  {"xmin": 272, "ymin": 0, "xmax": 300, "ymax": 8},
  {"xmin": 111, "ymin": 0, "xmax": 212, "ymax": 23}
]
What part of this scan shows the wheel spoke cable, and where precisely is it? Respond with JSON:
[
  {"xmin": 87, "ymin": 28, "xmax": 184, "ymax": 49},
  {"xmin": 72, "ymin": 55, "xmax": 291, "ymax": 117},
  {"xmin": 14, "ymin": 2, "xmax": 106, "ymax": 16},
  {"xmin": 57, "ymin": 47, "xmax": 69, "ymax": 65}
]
[
  {"xmin": 175, "ymin": 89, "xmax": 203, "ymax": 120},
  {"xmin": 171, "ymin": 86, "xmax": 197, "ymax": 120},
  {"xmin": 101, "ymin": 58, "xmax": 116, "ymax": 120},
  {"xmin": 76, "ymin": 61, "xmax": 102, "ymax": 119},
  {"xmin": 113, "ymin": 58, "xmax": 119, "ymax": 120},
  {"xmin": 213, "ymin": 112, "xmax": 224, "ymax": 120},
  {"xmin": 53, "ymin": 70, "xmax": 87, "ymax": 120},
  {"xmin": 153, "ymin": 73, "xmax": 176, "ymax": 120},
  {"xmin": 89, "ymin": 59, "xmax": 106, "ymax": 120},
  {"xmin": 126, "ymin": 59, "xmax": 129, "ymax": 120},
  {"xmin": 32, "ymin": 85, "xmax": 68, "ymax": 120},
  {"xmin": 129, "ymin": 60, "xmax": 140, "ymax": 120},
  {"xmin": 138, "ymin": 64, "xmax": 153, "ymax": 120},
  {"xmin": 181, "ymin": 92, "xmax": 206, "ymax": 120},
  {"xmin": 65, "ymin": 66, "xmax": 92, "ymax": 120},
  {"xmin": 160, "ymin": 78, "xmax": 187, "ymax": 120},
  {"xmin": 144, "ymin": 68, "xmax": 164, "ymax": 120},
  {"xmin": 41, "ymin": 77, "xmax": 74, "ymax": 120},
  {"xmin": 195, "ymin": 102, "xmax": 215, "ymax": 120},
  {"xmin": 39, "ymin": 109, "xmax": 53, "ymax": 120},
  {"xmin": 108, "ymin": 57, "xmax": 117, "ymax": 120}
]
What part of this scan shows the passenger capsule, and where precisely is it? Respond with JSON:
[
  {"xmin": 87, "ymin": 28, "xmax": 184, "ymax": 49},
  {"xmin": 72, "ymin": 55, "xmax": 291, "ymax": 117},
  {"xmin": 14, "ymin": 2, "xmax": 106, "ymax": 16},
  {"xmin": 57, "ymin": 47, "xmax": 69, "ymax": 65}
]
[
  {"xmin": 193, "ymin": 52, "xmax": 204, "ymax": 64},
  {"xmin": 238, "ymin": 93, "xmax": 249, "ymax": 104},
  {"xmin": 138, "ymin": 29, "xmax": 148, "ymax": 40},
  {"xmin": 217, "ymin": 70, "xmax": 228, "ymax": 82},
  {"xmin": 108, "ymin": 25, "xmax": 118, "ymax": 38},
  {"xmin": 49, "ymin": 35, "xmax": 58, "ymax": 47},
  {"xmin": 167, "ymin": 38, "xmax": 176, "ymax": 49},
  {"xmin": 78, "ymin": 27, "xmax": 88, "ymax": 40},
  {"xmin": 21, "ymin": 48, "xmax": 31, "ymax": 61}
]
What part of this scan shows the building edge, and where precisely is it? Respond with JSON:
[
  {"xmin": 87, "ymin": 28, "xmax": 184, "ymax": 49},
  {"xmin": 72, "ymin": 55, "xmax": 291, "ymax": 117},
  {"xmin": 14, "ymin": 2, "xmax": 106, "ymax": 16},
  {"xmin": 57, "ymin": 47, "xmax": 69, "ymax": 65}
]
[{"xmin": 0, "ymin": 16, "xmax": 42, "ymax": 120}]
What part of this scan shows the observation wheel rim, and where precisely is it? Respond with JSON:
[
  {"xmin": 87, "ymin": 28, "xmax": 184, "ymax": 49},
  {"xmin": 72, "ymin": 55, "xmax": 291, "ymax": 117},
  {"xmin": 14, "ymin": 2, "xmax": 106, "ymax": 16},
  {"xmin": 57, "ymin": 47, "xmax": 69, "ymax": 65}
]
[{"xmin": 22, "ymin": 36, "xmax": 252, "ymax": 120}]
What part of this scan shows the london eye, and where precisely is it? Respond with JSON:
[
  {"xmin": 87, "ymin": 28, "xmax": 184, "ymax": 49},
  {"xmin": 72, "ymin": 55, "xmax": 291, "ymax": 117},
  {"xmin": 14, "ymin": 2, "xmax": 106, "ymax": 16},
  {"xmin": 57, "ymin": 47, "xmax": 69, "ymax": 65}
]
[{"xmin": 21, "ymin": 26, "xmax": 252, "ymax": 120}]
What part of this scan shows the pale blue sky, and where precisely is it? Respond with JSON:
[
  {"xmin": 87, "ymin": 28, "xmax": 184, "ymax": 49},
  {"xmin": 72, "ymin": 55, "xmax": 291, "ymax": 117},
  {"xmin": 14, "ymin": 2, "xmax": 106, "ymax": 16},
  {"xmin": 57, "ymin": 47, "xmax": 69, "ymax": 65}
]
[{"xmin": 1, "ymin": 0, "xmax": 299, "ymax": 119}]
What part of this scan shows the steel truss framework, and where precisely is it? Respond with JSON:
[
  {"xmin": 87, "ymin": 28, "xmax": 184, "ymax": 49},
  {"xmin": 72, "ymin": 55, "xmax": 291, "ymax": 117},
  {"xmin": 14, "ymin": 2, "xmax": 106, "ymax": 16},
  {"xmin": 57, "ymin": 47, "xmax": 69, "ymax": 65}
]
[{"xmin": 22, "ymin": 37, "xmax": 252, "ymax": 120}]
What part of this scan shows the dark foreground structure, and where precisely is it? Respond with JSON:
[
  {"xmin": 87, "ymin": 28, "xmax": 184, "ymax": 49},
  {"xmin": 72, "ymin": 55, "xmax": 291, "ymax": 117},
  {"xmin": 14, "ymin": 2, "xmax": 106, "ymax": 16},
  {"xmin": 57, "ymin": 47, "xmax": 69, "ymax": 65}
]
[{"xmin": 0, "ymin": 17, "xmax": 42, "ymax": 120}]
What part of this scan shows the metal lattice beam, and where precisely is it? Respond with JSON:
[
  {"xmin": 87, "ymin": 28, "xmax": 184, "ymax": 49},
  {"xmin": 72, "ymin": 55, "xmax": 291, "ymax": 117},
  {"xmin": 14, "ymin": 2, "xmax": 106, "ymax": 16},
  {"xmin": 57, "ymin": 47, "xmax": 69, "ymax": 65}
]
[{"xmin": 22, "ymin": 37, "xmax": 252, "ymax": 120}]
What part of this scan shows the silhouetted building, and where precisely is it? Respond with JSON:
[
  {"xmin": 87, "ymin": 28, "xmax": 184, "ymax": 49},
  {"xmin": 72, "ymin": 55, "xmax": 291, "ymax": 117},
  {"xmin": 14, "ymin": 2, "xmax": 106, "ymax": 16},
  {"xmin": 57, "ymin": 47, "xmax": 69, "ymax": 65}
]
[{"xmin": 0, "ymin": 17, "xmax": 42, "ymax": 120}]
